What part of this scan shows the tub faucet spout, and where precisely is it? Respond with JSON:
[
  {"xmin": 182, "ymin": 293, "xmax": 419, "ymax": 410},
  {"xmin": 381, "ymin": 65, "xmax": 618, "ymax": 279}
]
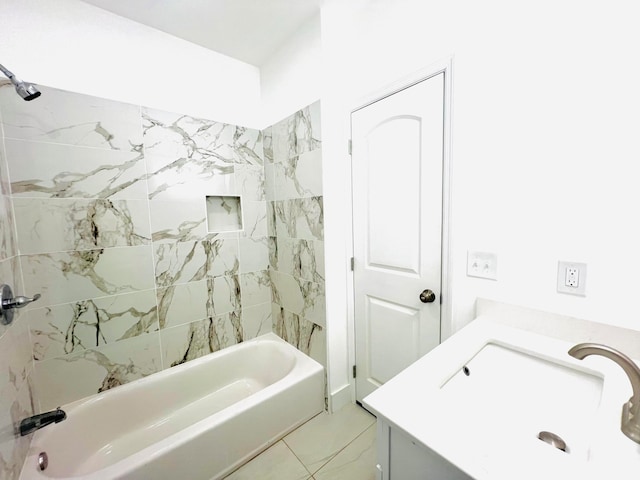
[
  {"xmin": 19, "ymin": 408, "xmax": 66, "ymax": 436},
  {"xmin": 568, "ymin": 343, "xmax": 640, "ymax": 444}
]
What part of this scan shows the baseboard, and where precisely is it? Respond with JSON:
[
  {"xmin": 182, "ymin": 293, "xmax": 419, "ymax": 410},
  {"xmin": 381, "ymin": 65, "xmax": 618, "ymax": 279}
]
[{"xmin": 328, "ymin": 383, "xmax": 352, "ymax": 413}]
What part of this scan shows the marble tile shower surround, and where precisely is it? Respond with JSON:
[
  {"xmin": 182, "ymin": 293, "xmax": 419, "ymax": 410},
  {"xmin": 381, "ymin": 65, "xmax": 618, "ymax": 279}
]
[
  {"xmin": 265, "ymin": 102, "xmax": 327, "ymax": 373},
  {"xmin": 0, "ymin": 81, "xmax": 35, "ymax": 480},
  {"xmin": 0, "ymin": 83, "xmax": 290, "ymax": 414},
  {"xmin": 0, "ymin": 87, "xmax": 325, "ymax": 444}
]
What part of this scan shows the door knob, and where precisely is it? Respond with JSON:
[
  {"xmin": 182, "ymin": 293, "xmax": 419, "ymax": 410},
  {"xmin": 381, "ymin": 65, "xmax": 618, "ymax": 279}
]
[{"xmin": 419, "ymin": 289, "xmax": 436, "ymax": 303}]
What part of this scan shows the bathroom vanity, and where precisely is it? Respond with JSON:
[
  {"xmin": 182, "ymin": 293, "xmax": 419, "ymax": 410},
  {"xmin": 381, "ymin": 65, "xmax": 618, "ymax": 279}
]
[
  {"xmin": 363, "ymin": 300, "xmax": 640, "ymax": 480},
  {"xmin": 373, "ymin": 419, "xmax": 471, "ymax": 479}
]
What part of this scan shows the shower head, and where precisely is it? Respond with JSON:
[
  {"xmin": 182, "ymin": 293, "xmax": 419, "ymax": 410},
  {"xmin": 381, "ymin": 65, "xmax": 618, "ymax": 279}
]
[
  {"xmin": 13, "ymin": 81, "xmax": 41, "ymax": 101},
  {"xmin": 0, "ymin": 63, "xmax": 41, "ymax": 101}
]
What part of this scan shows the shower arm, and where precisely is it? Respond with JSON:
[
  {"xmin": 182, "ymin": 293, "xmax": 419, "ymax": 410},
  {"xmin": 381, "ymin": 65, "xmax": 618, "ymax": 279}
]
[{"xmin": 0, "ymin": 63, "xmax": 17, "ymax": 81}]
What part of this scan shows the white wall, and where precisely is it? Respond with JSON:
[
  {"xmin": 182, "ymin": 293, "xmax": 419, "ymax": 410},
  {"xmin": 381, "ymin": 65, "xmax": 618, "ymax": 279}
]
[
  {"xmin": 0, "ymin": 0, "xmax": 262, "ymax": 128},
  {"xmin": 0, "ymin": 0, "xmax": 322, "ymax": 128},
  {"xmin": 260, "ymin": 14, "xmax": 322, "ymax": 126},
  {"xmin": 322, "ymin": 0, "xmax": 640, "ymax": 405}
]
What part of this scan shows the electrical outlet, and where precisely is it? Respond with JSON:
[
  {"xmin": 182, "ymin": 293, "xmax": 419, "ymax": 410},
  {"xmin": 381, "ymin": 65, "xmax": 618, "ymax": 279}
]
[
  {"xmin": 557, "ymin": 261, "xmax": 587, "ymax": 296},
  {"xmin": 565, "ymin": 267, "xmax": 579, "ymax": 287}
]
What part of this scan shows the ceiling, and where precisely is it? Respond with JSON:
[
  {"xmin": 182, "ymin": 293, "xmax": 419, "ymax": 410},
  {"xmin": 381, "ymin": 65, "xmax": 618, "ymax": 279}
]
[{"xmin": 81, "ymin": 0, "xmax": 320, "ymax": 67}]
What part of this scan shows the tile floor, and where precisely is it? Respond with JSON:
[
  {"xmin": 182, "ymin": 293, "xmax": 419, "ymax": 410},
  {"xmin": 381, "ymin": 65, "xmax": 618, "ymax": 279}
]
[{"xmin": 224, "ymin": 403, "xmax": 377, "ymax": 480}]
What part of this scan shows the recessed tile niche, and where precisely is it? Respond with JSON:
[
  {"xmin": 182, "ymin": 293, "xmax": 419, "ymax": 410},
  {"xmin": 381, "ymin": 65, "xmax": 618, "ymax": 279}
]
[{"xmin": 206, "ymin": 195, "xmax": 243, "ymax": 233}]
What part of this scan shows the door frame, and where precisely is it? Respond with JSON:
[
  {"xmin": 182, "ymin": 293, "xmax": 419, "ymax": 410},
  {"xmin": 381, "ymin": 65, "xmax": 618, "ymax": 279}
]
[{"xmin": 347, "ymin": 58, "xmax": 454, "ymax": 402}]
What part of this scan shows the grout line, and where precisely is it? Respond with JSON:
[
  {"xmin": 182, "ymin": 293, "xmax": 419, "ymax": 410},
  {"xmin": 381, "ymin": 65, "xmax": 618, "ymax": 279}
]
[
  {"xmin": 312, "ymin": 423, "xmax": 377, "ymax": 479},
  {"xmin": 281, "ymin": 437, "xmax": 314, "ymax": 477},
  {"xmin": 283, "ymin": 406, "xmax": 375, "ymax": 476},
  {"xmin": 313, "ymin": 425, "xmax": 372, "ymax": 475}
]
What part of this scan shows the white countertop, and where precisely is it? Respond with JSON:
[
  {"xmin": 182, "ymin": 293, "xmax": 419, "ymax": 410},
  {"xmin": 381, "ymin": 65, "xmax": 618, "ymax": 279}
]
[{"xmin": 363, "ymin": 316, "xmax": 640, "ymax": 480}]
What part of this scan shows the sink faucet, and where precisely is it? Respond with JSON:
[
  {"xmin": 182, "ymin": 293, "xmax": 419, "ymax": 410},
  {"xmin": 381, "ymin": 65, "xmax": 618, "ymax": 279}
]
[
  {"xmin": 18, "ymin": 408, "xmax": 66, "ymax": 436},
  {"xmin": 568, "ymin": 343, "xmax": 640, "ymax": 444}
]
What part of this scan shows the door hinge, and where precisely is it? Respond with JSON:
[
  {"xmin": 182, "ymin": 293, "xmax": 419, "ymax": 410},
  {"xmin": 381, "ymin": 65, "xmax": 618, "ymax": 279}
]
[
  {"xmin": 348, "ymin": 139, "xmax": 352, "ymax": 155},
  {"xmin": 353, "ymin": 365, "xmax": 357, "ymax": 378},
  {"xmin": 350, "ymin": 257, "xmax": 354, "ymax": 271}
]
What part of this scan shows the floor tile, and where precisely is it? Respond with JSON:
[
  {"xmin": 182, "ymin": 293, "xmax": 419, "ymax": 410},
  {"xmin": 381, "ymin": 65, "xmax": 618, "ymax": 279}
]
[
  {"xmin": 314, "ymin": 423, "xmax": 377, "ymax": 480},
  {"xmin": 224, "ymin": 441, "xmax": 311, "ymax": 480},
  {"xmin": 284, "ymin": 403, "xmax": 376, "ymax": 474}
]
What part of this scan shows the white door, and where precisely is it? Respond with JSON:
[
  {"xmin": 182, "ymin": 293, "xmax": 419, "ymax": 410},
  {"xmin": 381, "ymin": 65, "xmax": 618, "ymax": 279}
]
[{"xmin": 352, "ymin": 73, "xmax": 445, "ymax": 402}]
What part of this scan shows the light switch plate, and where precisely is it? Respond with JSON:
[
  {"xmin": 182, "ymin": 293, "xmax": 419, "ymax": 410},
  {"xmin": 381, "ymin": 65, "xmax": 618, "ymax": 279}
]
[
  {"xmin": 467, "ymin": 251, "xmax": 498, "ymax": 280},
  {"xmin": 557, "ymin": 261, "xmax": 587, "ymax": 296}
]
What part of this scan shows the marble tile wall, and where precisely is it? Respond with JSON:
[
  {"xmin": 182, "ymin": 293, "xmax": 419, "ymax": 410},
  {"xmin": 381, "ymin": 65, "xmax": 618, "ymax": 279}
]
[
  {"xmin": 0, "ymin": 84, "xmax": 273, "ymax": 413},
  {"xmin": 0, "ymin": 81, "xmax": 35, "ymax": 480},
  {"xmin": 0, "ymin": 83, "xmax": 327, "ymax": 473},
  {"xmin": 264, "ymin": 102, "xmax": 327, "ymax": 371}
]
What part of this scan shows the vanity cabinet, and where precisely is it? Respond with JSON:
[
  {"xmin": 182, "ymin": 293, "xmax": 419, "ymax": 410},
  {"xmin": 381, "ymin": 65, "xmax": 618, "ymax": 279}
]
[{"xmin": 375, "ymin": 419, "xmax": 473, "ymax": 480}]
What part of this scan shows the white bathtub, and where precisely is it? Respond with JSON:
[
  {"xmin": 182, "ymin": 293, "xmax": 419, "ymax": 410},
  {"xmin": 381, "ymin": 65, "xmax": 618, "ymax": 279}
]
[{"xmin": 20, "ymin": 333, "xmax": 325, "ymax": 480}]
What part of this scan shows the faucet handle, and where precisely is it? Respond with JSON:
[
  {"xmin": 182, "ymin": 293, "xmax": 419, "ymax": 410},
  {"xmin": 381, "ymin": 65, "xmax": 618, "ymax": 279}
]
[
  {"xmin": 0, "ymin": 285, "xmax": 41, "ymax": 326},
  {"xmin": 4, "ymin": 293, "xmax": 41, "ymax": 309}
]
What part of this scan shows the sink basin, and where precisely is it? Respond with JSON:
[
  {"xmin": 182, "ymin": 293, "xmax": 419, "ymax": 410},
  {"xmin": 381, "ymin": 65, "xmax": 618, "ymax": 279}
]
[
  {"xmin": 437, "ymin": 342, "xmax": 606, "ymax": 476},
  {"xmin": 440, "ymin": 342, "xmax": 603, "ymax": 457},
  {"xmin": 363, "ymin": 317, "xmax": 640, "ymax": 480}
]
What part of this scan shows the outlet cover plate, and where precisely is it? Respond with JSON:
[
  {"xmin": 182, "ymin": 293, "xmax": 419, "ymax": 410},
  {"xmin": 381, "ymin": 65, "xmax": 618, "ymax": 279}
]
[
  {"xmin": 467, "ymin": 251, "xmax": 498, "ymax": 280},
  {"xmin": 557, "ymin": 261, "xmax": 587, "ymax": 296}
]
